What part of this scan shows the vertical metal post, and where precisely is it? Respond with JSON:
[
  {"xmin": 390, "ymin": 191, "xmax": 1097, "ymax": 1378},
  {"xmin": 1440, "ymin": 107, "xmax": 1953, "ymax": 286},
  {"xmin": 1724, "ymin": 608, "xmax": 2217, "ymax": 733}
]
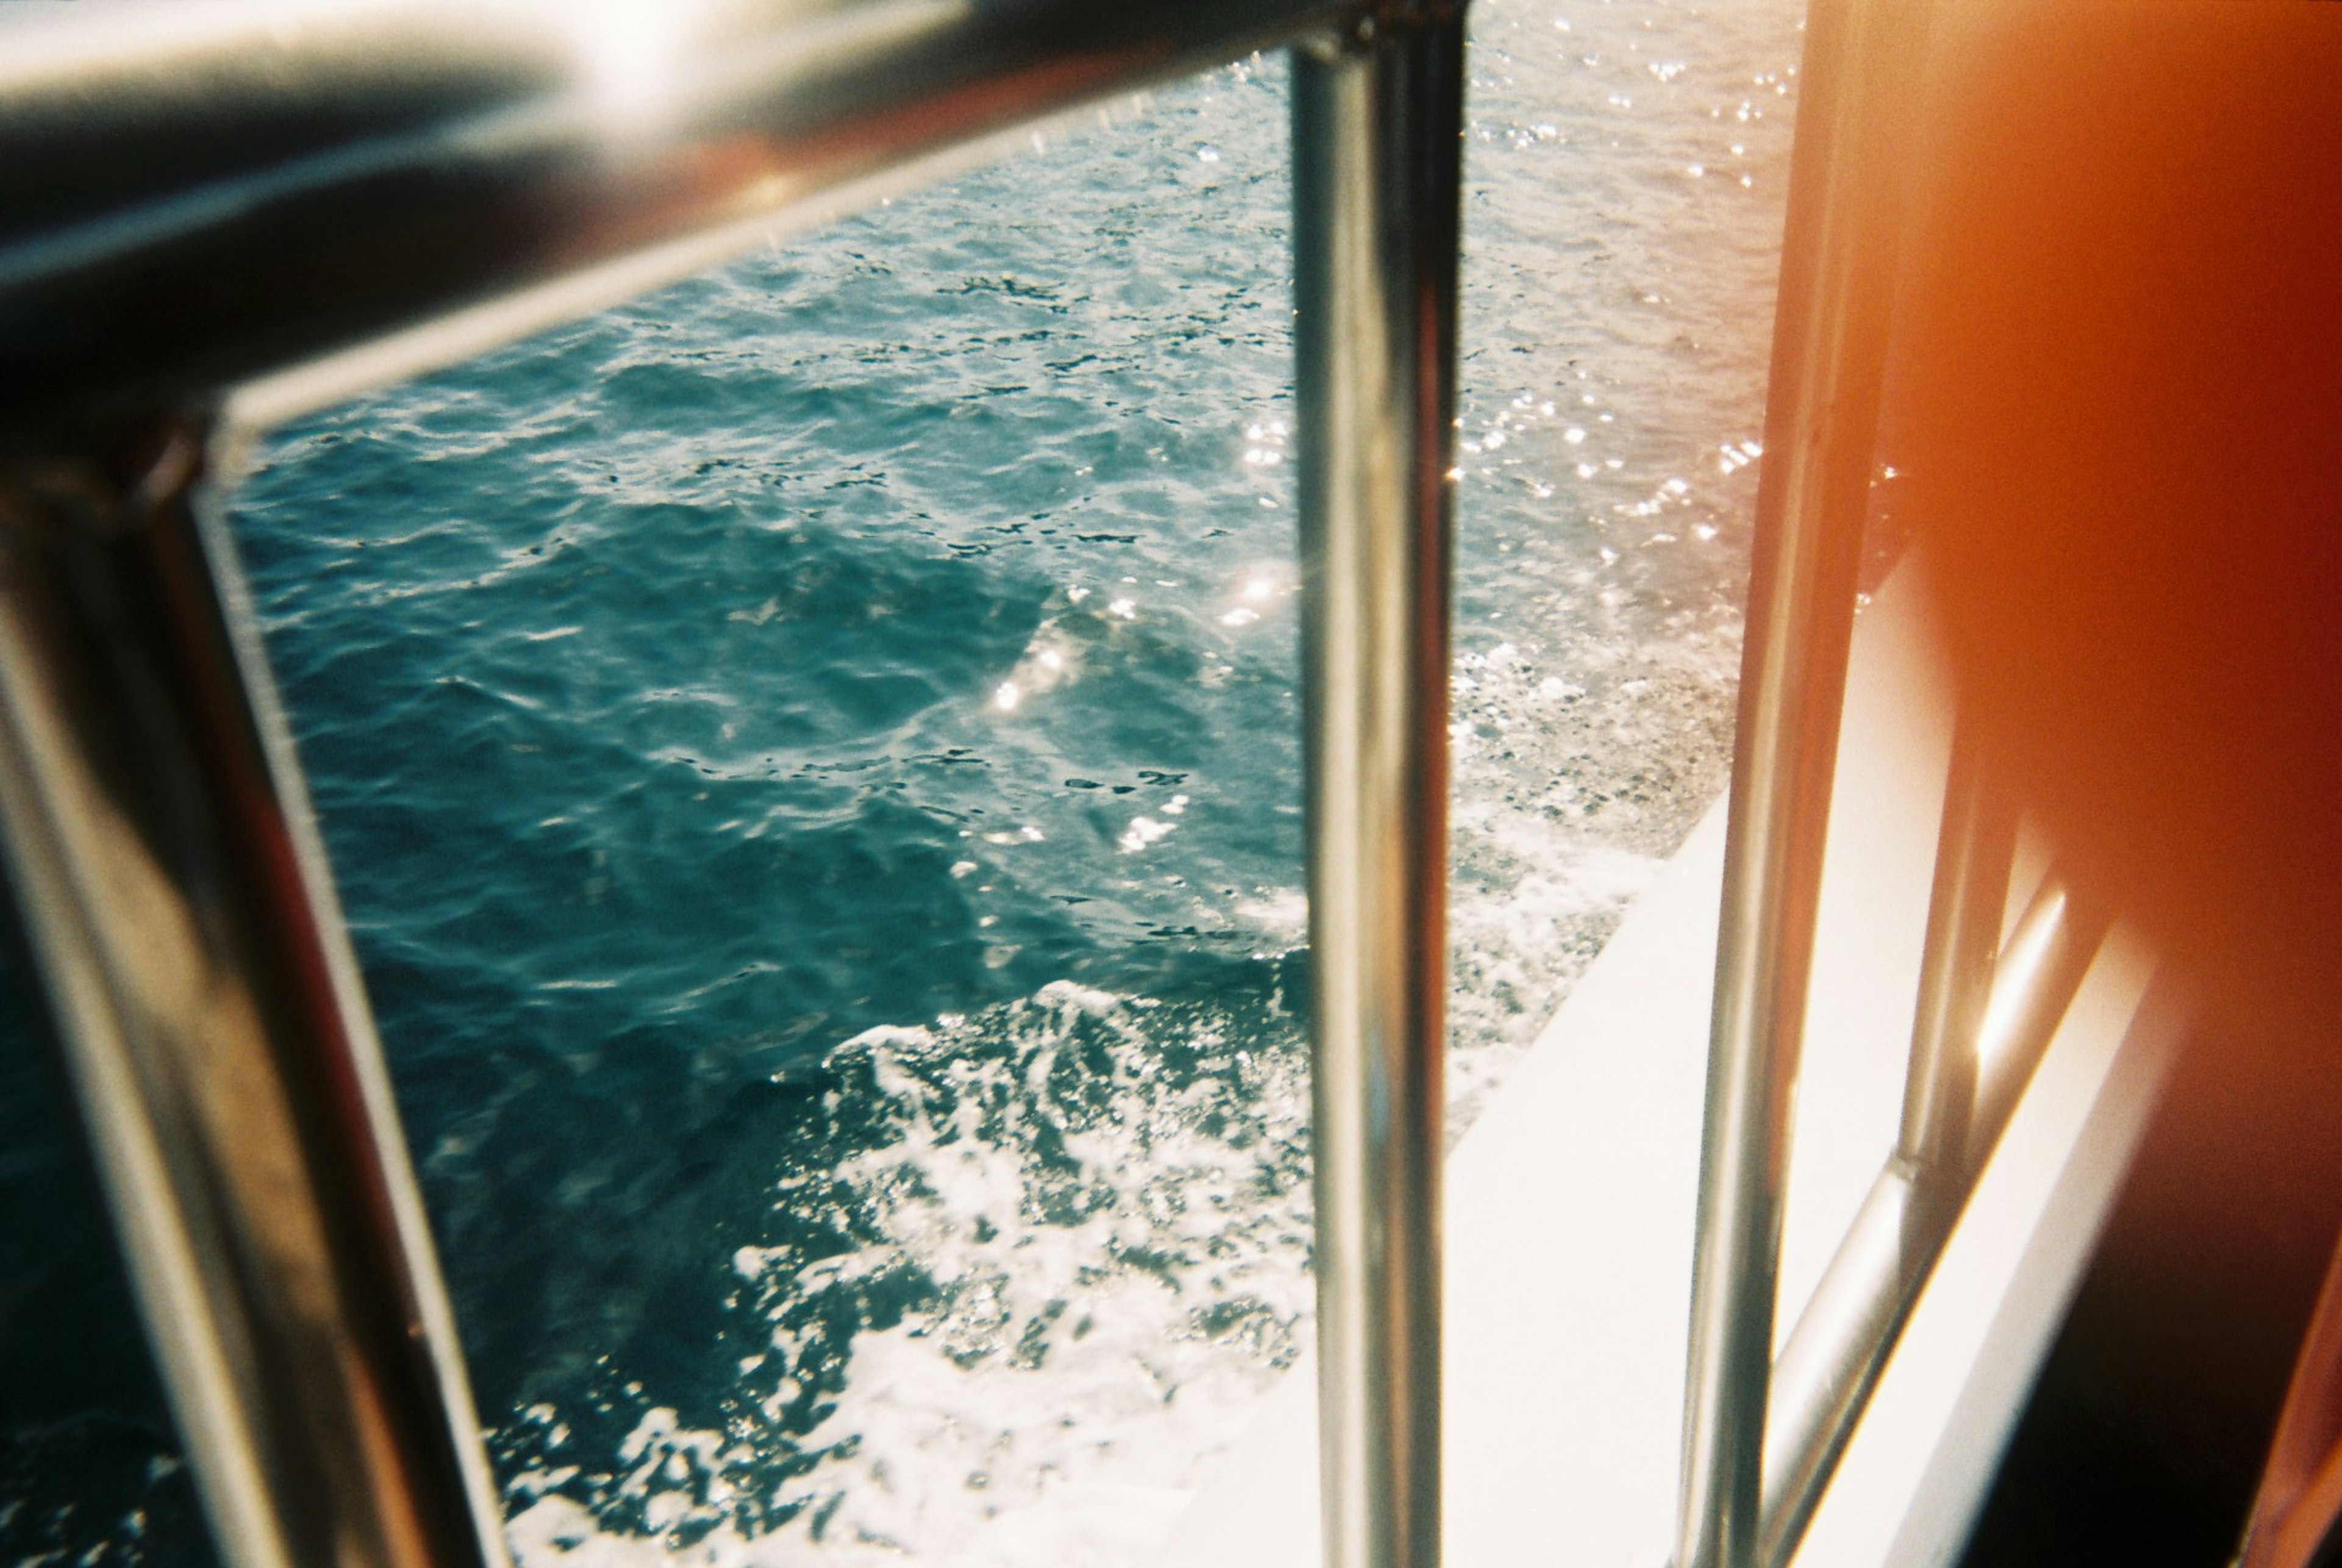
[
  {"xmin": 1672, "ymin": 0, "xmax": 1931, "ymax": 1563},
  {"xmin": 1291, "ymin": 9, "xmax": 1466, "ymax": 1568},
  {"xmin": 0, "ymin": 420, "xmax": 510, "ymax": 1568}
]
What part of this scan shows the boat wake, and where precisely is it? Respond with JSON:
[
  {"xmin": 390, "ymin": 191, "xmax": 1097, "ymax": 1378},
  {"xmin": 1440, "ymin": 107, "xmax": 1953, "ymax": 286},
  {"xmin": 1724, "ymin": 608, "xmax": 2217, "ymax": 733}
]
[{"xmin": 494, "ymin": 977, "xmax": 1313, "ymax": 1565}]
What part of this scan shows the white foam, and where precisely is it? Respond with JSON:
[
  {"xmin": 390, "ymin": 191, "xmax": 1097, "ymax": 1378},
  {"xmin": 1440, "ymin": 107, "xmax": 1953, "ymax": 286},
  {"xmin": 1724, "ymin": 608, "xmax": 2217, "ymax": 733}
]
[{"xmin": 509, "ymin": 983, "xmax": 1313, "ymax": 1565}]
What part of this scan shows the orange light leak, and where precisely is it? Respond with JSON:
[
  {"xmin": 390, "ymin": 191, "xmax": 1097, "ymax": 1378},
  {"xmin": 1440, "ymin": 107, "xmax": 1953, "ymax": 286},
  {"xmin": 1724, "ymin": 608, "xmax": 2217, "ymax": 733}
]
[
  {"xmin": 1889, "ymin": 0, "xmax": 2341, "ymax": 1056},
  {"xmin": 1879, "ymin": 1, "xmax": 2342, "ymax": 1538}
]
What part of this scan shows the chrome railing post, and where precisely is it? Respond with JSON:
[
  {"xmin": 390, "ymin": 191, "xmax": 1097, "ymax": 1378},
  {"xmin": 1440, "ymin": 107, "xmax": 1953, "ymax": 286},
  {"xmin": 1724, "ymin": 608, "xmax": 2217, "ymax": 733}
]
[
  {"xmin": 0, "ymin": 419, "xmax": 509, "ymax": 1568},
  {"xmin": 1291, "ymin": 9, "xmax": 1466, "ymax": 1567},
  {"xmin": 1672, "ymin": 0, "xmax": 1932, "ymax": 1563}
]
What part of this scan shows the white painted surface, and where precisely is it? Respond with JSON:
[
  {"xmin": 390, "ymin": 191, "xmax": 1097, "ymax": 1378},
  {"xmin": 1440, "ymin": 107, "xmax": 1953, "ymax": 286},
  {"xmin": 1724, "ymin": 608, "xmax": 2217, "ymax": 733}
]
[{"xmin": 1158, "ymin": 565, "xmax": 2135, "ymax": 1567}]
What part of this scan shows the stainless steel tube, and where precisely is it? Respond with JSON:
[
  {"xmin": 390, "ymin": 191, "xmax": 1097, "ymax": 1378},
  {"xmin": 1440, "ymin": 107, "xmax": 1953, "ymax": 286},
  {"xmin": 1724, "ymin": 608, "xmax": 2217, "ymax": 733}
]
[
  {"xmin": 0, "ymin": 0, "xmax": 1357, "ymax": 435},
  {"xmin": 1671, "ymin": 0, "xmax": 1932, "ymax": 1563},
  {"xmin": 1754, "ymin": 873, "xmax": 2100, "ymax": 1568},
  {"xmin": 1895, "ymin": 730, "xmax": 2016, "ymax": 1183},
  {"xmin": 0, "ymin": 421, "xmax": 509, "ymax": 1568},
  {"xmin": 1755, "ymin": 733, "xmax": 2016, "ymax": 1568},
  {"xmin": 1966, "ymin": 882, "xmax": 2102, "ymax": 1173},
  {"xmin": 1291, "ymin": 10, "xmax": 1465, "ymax": 1567}
]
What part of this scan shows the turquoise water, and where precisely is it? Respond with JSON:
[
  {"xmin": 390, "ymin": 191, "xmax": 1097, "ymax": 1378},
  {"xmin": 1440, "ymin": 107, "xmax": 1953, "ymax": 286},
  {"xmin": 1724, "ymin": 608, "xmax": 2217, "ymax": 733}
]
[{"xmin": 0, "ymin": 2, "xmax": 1800, "ymax": 1562}]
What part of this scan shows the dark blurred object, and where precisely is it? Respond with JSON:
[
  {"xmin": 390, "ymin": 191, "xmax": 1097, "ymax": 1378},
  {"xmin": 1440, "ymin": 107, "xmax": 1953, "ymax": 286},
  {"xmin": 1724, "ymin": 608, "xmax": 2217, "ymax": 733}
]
[{"xmin": 2238, "ymin": 1238, "xmax": 2342, "ymax": 1568}]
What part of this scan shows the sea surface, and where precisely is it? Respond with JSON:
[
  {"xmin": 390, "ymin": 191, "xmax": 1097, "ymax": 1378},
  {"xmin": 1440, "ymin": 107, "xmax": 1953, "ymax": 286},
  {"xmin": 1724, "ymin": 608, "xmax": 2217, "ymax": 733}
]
[{"xmin": 0, "ymin": 1, "xmax": 1803, "ymax": 1561}]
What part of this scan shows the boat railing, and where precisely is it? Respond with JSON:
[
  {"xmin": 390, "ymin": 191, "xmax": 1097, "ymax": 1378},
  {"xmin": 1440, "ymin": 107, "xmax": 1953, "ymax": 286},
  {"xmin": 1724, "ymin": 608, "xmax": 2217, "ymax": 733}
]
[{"xmin": 0, "ymin": 1, "xmax": 2102, "ymax": 1566}]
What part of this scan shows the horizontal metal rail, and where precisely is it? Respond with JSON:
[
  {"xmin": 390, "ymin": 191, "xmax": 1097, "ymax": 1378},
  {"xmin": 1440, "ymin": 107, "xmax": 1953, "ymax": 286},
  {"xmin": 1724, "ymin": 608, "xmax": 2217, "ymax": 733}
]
[{"xmin": 0, "ymin": 0, "xmax": 1354, "ymax": 437}]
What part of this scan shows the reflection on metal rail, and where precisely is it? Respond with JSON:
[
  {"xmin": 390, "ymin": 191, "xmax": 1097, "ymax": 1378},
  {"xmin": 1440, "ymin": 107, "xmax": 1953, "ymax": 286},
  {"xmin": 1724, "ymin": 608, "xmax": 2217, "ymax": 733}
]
[
  {"xmin": 1669, "ymin": 0, "xmax": 1936, "ymax": 1561},
  {"xmin": 1759, "ymin": 825, "xmax": 2107, "ymax": 1566},
  {"xmin": 0, "ymin": 3, "xmax": 1464, "ymax": 1567},
  {"xmin": 0, "ymin": 0, "xmax": 1352, "ymax": 433},
  {"xmin": 1293, "ymin": 13, "xmax": 1466, "ymax": 1568},
  {"xmin": 0, "ymin": 423, "xmax": 508, "ymax": 1568}
]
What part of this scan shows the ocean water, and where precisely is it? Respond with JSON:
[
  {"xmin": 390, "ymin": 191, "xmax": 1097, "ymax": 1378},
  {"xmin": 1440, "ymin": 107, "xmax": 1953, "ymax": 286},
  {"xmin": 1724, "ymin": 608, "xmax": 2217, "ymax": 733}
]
[{"xmin": 0, "ymin": 1, "xmax": 1802, "ymax": 1562}]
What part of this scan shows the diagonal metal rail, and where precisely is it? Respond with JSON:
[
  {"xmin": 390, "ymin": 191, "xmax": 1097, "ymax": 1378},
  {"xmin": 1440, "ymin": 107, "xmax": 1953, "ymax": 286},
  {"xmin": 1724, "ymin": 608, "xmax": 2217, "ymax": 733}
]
[
  {"xmin": 0, "ymin": 421, "xmax": 510, "ymax": 1568},
  {"xmin": 1757, "ymin": 742, "xmax": 2108, "ymax": 1567}
]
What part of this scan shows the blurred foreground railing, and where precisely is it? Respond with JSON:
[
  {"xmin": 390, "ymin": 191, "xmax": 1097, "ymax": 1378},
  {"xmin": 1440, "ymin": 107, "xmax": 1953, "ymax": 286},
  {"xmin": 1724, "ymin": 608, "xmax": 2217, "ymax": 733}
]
[{"xmin": 0, "ymin": 3, "xmax": 1462, "ymax": 1566}]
